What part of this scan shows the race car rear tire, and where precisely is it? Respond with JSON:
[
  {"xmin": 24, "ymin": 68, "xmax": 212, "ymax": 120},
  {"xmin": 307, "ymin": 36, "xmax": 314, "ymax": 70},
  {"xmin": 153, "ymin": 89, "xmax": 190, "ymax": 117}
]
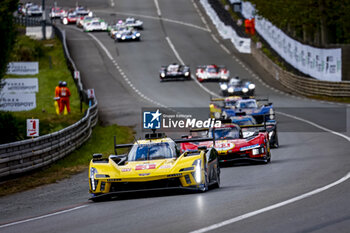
[
  {"xmin": 200, "ymin": 168, "xmax": 209, "ymax": 192},
  {"xmin": 213, "ymin": 162, "xmax": 221, "ymax": 188}
]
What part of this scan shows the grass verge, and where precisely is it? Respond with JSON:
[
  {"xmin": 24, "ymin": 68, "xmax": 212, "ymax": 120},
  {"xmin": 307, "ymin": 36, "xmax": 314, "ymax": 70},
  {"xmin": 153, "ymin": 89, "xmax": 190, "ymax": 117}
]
[
  {"xmin": 2, "ymin": 35, "xmax": 87, "ymax": 142},
  {"xmin": 0, "ymin": 123, "xmax": 134, "ymax": 197}
]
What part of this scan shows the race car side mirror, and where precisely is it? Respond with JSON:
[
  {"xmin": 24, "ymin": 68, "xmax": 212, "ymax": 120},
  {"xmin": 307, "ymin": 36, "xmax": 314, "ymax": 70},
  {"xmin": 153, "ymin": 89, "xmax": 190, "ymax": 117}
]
[
  {"xmin": 181, "ymin": 135, "xmax": 189, "ymax": 139},
  {"xmin": 198, "ymin": 146, "xmax": 207, "ymax": 151}
]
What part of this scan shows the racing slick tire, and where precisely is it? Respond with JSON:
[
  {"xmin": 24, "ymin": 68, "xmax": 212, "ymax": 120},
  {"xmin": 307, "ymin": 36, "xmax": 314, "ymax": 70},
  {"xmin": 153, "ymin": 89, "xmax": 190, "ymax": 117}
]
[{"xmin": 200, "ymin": 166, "xmax": 209, "ymax": 192}]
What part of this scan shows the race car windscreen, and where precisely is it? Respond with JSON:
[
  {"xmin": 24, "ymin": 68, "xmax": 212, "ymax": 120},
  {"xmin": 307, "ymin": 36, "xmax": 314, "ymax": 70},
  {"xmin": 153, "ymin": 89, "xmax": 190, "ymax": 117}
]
[
  {"xmin": 207, "ymin": 67, "xmax": 218, "ymax": 73},
  {"xmin": 210, "ymin": 127, "xmax": 240, "ymax": 139},
  {"xmin": 128, "ymin": 142, "xmax": 177, "ymax": 161},
  {"xmin": 236, "ymin": 100, "xmax": 258, "ymax": 109}
]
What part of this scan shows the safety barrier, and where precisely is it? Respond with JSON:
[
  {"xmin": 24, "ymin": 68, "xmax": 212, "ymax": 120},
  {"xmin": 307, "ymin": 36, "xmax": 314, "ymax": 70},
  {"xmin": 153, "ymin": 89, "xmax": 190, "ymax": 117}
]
[
  {"xmin": 207, "ymin": 0, "xmax": 350, "ymax": 97},
  {"xmin": 251, "ymin": 43, "xmax": 350, "ymax": 97},
  {"xmin": 0, "ymin": 23, "xmax": 98, "ymax": 178}
]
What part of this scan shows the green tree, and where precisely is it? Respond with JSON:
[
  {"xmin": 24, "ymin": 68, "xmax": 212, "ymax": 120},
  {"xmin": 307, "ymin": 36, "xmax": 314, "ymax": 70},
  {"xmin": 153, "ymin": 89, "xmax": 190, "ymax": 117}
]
[
  {"xmin": 0, "ymin": 0, "xmax": 19, "ymax": 83},
  {"xmin": 246, "ymin": 0, "xmax": 350, "ymax": 46}
]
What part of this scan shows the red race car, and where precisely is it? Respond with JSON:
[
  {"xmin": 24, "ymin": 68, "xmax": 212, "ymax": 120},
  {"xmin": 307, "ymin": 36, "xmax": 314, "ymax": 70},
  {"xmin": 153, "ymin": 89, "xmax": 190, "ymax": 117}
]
[
  {"xmin": 61, "ymin": 11, "xmax": 78, "ymax": 25},
  {"xmin": 181, "ymin": 124, "xmax": 271, "ymax": 164}
]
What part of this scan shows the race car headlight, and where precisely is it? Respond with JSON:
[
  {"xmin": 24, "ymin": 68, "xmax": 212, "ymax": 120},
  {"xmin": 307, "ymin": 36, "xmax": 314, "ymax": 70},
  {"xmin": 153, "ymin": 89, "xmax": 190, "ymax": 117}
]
[
  {"xmin": 184, "ymin": 71, "xmax": 190, "ymax": 76},
  {"xmin": 116, "ymin": 34, "xmax": 121, "ymax": 38},
  {"xmin": 240, "ymin": 144, "xmax": 260, "ymax": 151},
  {"xmin": 220, "ymin": 84, "xmax": 228, "ymax": 90},
  {"xmin": 121, "ymin": 36, "xmax": 126, "ymax": 40},
  {"xmin": 252, "ymin": 148, "xmax": 260, "ymax": 155},
  {"xmin": 90, "ymin": 167, "xmax": 98, "ymax": 191},
  {"xmin": 192, "ymin": 159, "xmax": 202, "ymax": 184},
  {"xmin": 269, "ymin": 114, "xmax": 275, "ymax": 120},
  {"xmin": 222, "ymin": 76, "xmax": 228, "ymax": 80},
  {"xmin": 228, "ymin": 87, "xmax": 234, "ymax": 93},
  {"xmin": 242, "ymin": 87, "xmax": 249, "ymax": 93},
  {"xmin": 252, "ymin": 145, "xmax": 265, "ymax": 155},
  {"xmin": 161, "ymin": 73, "xmax": 165, "ymax": 78},
  {"xmin": 136, "ymin": 33, "xmax": 141, "ymax": 37},
  {"xmin": 248, "ymin": 84, "xmax": 255, "ymax": 89},
  {"xmin": 269, "ymin": 108, "xmax": 274, "ymax": 114},
  {"xmin": 132, "ymin": 36, "xmax": 136, "ymax": 39}
]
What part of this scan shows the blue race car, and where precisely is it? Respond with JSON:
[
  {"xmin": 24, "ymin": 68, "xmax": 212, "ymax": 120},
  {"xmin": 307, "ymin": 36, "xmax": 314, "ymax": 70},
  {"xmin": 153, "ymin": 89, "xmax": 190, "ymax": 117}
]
[
  {"xmin": 115, "ymin": 28, "xmax": 141, "ymax": 42},
  {"xmin": 219, "ymin": 77, "xmax": 255, "ymax": 96}
]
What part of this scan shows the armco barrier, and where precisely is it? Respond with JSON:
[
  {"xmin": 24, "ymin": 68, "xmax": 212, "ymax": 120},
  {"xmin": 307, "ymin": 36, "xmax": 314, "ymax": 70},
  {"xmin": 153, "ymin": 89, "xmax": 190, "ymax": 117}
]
[
  {"xmin": 0, "ymin": 104, "xmax": 98, "ymax": 178},
  {"xmin": 251, "ymin": 44, "xmax": 350, "ymax": 97},
  {"xmin": 0, "ymin": 23, "xmax": 98, "ymax": 178}
]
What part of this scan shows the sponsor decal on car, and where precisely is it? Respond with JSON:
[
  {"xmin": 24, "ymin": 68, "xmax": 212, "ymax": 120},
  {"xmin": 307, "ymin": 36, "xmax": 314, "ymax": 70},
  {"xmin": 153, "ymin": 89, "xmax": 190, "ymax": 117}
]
[
  {"xmin": 121, "ymin": 168, "xmax": 132, "ymax": 172},
  {"xmin": 215, "ymin": 141, "xmax": 235, "ymax": 151},
  {"xmin": 135, "ymin": 164, "xmax": 156, "ymax": 170},
  {"xmin": 240, "ymin": 143, "xmax": 260, "ymax": 151}
]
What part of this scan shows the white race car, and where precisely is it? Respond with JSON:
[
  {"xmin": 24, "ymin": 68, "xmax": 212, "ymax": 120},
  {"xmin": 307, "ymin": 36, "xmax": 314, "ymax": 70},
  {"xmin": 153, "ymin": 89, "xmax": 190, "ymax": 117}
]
[
  {"xmin": 121, "ymin": 17, "xmax": 143, "ymax": 30},
  {"xmin": 49, "ymin": 7, "xmax": 66, "ymax": 19},
  {"xmin": 25, "ymin": 4, "xmax": 43, "ymax": 16},
  {"xmin": 83, "ymin": 20, "xmax": 108, "ymax": 32},
  {"xmin": 196, "ymin": 64, "xmax": 229, "ymax": 82}
]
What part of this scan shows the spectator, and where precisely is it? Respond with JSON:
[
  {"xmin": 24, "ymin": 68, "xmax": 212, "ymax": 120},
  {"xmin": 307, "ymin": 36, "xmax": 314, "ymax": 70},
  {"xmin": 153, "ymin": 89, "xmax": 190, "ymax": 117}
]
[{"xmin": 59, "ymin": 81, "xmax": 71, "ymax": 114}]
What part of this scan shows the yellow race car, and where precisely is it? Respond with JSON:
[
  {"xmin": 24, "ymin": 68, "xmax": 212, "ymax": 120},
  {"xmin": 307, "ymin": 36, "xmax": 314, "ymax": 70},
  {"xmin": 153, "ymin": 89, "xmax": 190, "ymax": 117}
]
[{"xmin": 89, "ymin": 132, "xmax": 220, "ymax": 201}]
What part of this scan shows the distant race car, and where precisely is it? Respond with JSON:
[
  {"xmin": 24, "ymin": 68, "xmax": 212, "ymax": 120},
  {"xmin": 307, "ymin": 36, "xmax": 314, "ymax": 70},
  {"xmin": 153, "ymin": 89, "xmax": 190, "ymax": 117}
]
[
  {"xmin": 115, "ymin": 28, "xmax": 141, "ymax": 41},
  {"xmin": 120, "ymin": 17, "xmax": 143, "ymax": 29},
  {"xmin": 25, "ymin": 4, "xmax": 42, "ymax": 16},
  {"xmin": 75, "ymin": 6, "xmax": 92, "ymax": 18},
  {"xmin": 196, "ymin": 64, "xmax": 229, "ymax": 82},
  {"xmin": 181, "ymin": 123, "xmax": 271, "ymax": 164},
  {"xmin": 61, "ymin": 11, "xmax": 78, "ymax": 25},
  {"xmin": 109, "ymin": 25, "xmax": 133, "ymax": 39},
  {"xmin": 220, "ymin": 77, "xmax": 255, "ymax": 96},
  {"xmin": 76, "ymin": 15, "xmax": 94, "ymax": 28},
  {"xmin": 89, "ymin": 132, "xmax": 220, "ymax": 201},
  {"xmin": 107, "ymin": 22, "xmax": 125, "ymax": 37},
  {"xmin": 159, "ymin": 63, "xmax": 191, "ymax": 81},
  {"xmin": 83, "ymin": 19, "xmax": 108, "ymax": 32},
  {"xmin": 210, "ymin": 97, "xmax": 274, "ymax": 121},
  {"xmin": 49, "ymin": 7, "xmax": 66, "ymax": 19}
]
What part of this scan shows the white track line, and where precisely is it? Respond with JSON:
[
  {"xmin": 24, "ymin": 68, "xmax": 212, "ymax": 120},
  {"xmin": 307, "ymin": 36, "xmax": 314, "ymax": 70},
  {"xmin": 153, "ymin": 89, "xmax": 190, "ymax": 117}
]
[
  {"xmin": 154, "ymin": 0, "xmax": 162, "ymax": 17},
  {"xmin": 190, "ymin": 112, "xmax": 350, "ymax": 233},
  {"xmin": 165, "ymin": 37, "xmax": 220, "ymax": 98},
  {"xmin": 81, "ymin": 29, "xmax": 167, "ymax": 108},
  {"xmin": 190, "ymin": 172, "xmax": 350, "ymax": 233},
  {"xmin": 95, "ymin": 10, "xmax": 209, "ymax": 32},
  {"xmin": 0, "ymin": 205, "xmax": 88, "ymax": 229}
]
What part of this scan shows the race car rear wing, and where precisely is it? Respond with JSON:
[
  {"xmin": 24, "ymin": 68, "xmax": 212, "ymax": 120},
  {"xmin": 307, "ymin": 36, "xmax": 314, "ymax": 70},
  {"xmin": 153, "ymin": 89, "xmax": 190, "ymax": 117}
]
[{"xmin": 113, "ymin": 134, "xmax": 218, "ymax": 154}]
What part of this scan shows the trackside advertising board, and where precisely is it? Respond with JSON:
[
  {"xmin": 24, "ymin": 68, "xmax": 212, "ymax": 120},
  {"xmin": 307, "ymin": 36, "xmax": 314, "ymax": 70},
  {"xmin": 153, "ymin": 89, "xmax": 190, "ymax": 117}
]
[
  {"xmin": 0, "ymin": 93, "xmax": 36, "ymax": 111},
  {"xmin": 242, "ymin": 2, "xmax": 342, "ymax": 81},
  {"xmin": 1, "ymin": 78, "xmax": 39, "ymax": 93},
  {"xmin": 6, "ymin": 62, "xmax": 39, "ymax": 75}
]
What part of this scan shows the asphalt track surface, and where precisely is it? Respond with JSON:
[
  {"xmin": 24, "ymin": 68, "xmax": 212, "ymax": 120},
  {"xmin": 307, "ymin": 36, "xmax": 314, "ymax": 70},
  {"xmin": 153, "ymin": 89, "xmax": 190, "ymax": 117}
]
[{"xmin": 1, "ymin": 0, "xmax": 350, "ymax": 232}]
